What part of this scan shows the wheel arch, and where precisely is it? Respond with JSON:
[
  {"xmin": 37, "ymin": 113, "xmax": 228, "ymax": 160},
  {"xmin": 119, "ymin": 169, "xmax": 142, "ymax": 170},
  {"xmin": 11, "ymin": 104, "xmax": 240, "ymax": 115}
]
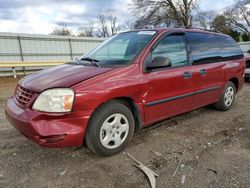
[
  {"xmin": 111, "ymin": 97, "xmax": 143, "ymax": 132},
  {"xmin": 87, "ymin": 97, "xmax": 143, "ymax": 134},
  {"xmin": 228, "ymin": 77, "xmax": 239, "ymax": 92}
]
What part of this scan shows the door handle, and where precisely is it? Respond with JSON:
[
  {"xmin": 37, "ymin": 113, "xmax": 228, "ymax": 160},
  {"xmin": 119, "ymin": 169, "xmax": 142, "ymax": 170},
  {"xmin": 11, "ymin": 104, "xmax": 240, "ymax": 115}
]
[
  {"xmin": 199, "ymin": 69, "xmax": 207, "ymax": 76},
  {"xmin": 183, "ymin": 71, "xmax": 192, "ymax": 79}
]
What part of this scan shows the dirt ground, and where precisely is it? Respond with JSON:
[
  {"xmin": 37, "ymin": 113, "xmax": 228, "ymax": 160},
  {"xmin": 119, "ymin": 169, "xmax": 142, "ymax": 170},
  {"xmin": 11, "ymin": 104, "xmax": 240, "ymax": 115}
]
[{"xmin": 0, "ymin": 76, "xmax": 249, "ymax": 188}]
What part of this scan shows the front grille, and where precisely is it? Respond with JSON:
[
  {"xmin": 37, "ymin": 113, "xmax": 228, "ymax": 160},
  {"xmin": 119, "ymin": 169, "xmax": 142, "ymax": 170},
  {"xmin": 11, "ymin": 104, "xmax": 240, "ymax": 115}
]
[{"xmin": 15, "ymin": 86, "xmax": 34, "ymax": 106}]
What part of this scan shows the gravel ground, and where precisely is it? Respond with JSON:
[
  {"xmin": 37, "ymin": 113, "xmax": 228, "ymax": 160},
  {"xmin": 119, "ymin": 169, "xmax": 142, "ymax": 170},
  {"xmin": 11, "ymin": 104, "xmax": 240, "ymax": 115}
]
[{"xmin": 0, "ymin": 76, "xmax": 249, "ymax": 188}]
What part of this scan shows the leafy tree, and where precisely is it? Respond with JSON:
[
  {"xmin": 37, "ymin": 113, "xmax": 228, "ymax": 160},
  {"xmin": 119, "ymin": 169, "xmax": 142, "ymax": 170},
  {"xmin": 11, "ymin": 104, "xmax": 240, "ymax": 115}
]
[{"xmin": 212, "ymin": 14, "xmax": 249, "ymax": 42}]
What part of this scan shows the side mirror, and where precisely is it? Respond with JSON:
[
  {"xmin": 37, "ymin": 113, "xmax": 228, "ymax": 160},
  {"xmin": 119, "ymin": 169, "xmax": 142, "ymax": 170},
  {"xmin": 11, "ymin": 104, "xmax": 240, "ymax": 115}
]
[
  {"xmin": 146, "ymin": 56, "xmax": 171, "ymax": 70},
  {"xmin": 247, "ymin": 49, "xmax": 250, "ymax": 54}
]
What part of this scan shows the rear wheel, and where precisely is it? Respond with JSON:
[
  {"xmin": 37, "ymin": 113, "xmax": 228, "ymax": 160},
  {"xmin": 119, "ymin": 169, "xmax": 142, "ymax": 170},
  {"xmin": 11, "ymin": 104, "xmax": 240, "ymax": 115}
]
[
  {"xmin": 214, "ymin": 81, "xmax": 236, "ymax": 111},
  {"xmin": 85, "ymin": 101, "xmax": 135, "ymax": 156}
]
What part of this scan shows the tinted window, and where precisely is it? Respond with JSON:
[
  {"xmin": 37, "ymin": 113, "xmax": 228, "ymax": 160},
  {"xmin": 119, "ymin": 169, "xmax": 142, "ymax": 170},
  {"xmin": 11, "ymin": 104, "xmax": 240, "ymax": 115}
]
[
  {"xmin": 151, "ymin": 35, "xmax": 188, "ymax": 67},
  {"xmin": 187, "ymin": 32, "xmax": 243, "ymax": 65}
]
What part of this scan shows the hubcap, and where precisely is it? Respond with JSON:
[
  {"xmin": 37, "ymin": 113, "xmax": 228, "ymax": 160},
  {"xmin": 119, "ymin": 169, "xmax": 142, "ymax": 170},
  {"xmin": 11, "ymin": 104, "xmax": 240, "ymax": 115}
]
[
  {"xmin": 224, "ymin": 87, "xmax": 234, "ymax": 107},
  {"xmin": 100, "ymin": 113, "xmax": 129, "ymax": 149}
]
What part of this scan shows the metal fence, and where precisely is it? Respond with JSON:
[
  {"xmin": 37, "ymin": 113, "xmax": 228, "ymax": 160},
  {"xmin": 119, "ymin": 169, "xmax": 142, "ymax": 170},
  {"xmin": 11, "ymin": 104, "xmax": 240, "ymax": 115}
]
[{"xmin": 0, "ymin": 32, "xmax": 104, "ymax": 62}]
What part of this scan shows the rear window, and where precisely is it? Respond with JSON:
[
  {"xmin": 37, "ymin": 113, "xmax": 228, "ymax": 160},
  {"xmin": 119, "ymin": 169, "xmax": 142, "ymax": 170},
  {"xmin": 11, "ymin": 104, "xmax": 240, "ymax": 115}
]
[{"xmin": 187, "ymin": 32, "xmax": 243, "ymax": 65}]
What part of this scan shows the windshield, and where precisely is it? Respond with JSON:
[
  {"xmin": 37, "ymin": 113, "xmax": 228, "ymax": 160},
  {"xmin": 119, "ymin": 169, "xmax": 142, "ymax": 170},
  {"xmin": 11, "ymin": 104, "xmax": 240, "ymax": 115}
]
[{"xmin": 81, "ymin": 31, "xmax": 157, "ymax": 66}]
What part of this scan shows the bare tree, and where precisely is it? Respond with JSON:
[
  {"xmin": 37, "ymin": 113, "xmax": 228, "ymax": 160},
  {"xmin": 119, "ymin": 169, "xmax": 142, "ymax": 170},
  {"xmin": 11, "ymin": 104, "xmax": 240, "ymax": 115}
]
[
  {"xmin": 123, "ymin": 19, "xmax": 135, "ymax": 30},
  {"xmin": 107, "ymin": 10, "xmax": 120, "ymax": 35},
  {"xmin": 190, "ymin": 0, "xmax": 249, "ymax": 41},
  {"xmin": 131, "ymin": 0, "xmax": 197, "ymax": 28},
  {"xmin": 98, "ymin": 10, "xmax": 120, "ymax": 37},
  {"xmin": 86, "ymin": 22, "xmax": 95, "ymax": 37},
  {"xmin": 235, "ymin": 0, "xmax": 250, "ymax": 28},
  {"xmin": 99, "ymin": 12, "xmax": 109, "ymax": 37},
  {"xmin": 78, "ymin": 22, "xmax": 95, "ymax": 37},
  {"xmin": 194, "ymin": 11, "xmax": 216, "ymax": 29},
  {"xmin": 51, "ymin": 25, "xmax": 72, "ymax": 36},
  {"xmin": 223, "ymin": 0, "xmax": 249, "ymax": 33}
]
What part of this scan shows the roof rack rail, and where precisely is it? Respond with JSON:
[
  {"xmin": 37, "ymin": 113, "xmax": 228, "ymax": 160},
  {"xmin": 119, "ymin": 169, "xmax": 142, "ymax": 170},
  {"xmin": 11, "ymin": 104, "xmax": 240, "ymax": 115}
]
[
  {"xmin": 170, "ymin": 26, "xmax": 221, "ymax": 33},
  {"xmin": 186, "ymin": 27, "xmax": 221, "ymax": 33}
]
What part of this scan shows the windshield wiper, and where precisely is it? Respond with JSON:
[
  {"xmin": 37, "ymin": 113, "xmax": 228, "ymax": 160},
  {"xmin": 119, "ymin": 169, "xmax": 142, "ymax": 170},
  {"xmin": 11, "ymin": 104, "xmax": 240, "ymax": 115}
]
[
  {"xmin": 73, "ymin": 58, "xmax": 81, "ymax": 65},
  {"xmin": 80, "ymin": 57, "xmax": 100, "ymax": 67}
]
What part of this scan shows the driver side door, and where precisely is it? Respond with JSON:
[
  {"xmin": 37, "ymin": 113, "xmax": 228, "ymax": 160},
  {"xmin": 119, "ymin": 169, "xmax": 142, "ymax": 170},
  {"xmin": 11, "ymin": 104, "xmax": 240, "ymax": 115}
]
[{"xmin": 142, "ymin": 33, "xmax": 196, "ymax": 124}]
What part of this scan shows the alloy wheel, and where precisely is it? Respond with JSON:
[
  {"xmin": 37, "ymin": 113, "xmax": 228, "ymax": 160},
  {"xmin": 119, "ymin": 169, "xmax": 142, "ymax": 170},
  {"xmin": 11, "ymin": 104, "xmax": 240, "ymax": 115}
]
[
  {"xmin": 99, "ymin": 113, "xmax": 129, "ymax": 149},
  {"xmin": 224, "ymin": 86, "xmax": 234, "ymax": 107}
]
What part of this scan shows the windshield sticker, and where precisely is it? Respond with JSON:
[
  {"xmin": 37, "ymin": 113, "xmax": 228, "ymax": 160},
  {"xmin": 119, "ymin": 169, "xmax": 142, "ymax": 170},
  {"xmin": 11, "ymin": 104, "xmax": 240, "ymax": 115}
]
[{"xmin": 137, "ymin": 31, "xmax": 156, "ymax": 35}]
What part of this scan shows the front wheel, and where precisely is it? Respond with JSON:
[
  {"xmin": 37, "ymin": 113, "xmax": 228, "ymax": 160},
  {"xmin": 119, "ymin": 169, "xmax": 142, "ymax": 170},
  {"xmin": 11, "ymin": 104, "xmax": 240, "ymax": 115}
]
[
  {"xmin": 214, "ymin": 81, "xmax": 236, "ymax": 111},
  {"xmin": 85, "ymin": 101, "xmax": 135, "ymax": 156}
]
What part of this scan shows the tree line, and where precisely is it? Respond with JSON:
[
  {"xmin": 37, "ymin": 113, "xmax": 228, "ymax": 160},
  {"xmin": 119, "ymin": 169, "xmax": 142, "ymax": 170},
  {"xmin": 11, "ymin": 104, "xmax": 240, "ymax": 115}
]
[{"xmin": 51, "ymin": 0, "xmax": 250, "ymax": 41}]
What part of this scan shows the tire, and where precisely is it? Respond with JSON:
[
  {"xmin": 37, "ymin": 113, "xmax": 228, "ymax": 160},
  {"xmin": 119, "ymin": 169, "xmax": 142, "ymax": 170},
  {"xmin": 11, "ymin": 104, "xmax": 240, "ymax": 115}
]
[
  {"xmin": 85, "ymin": 100, "xmax": 135, "ymax": 156},
  {"xmin": 214, "ymin": 81, "xmax": 236, "ymax": 111}
]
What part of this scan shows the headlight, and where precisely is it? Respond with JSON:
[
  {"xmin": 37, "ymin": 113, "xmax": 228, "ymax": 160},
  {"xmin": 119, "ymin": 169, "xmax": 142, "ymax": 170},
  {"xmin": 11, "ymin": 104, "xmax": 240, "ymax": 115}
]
[{"xmin": 33, "ymin": 88, "xmax": 74, "ymax": 113}]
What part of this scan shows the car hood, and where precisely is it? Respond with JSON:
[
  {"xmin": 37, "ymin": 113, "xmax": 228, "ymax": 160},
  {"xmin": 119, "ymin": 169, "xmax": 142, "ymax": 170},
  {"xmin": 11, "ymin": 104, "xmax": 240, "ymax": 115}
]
[{"xmin": 19, "ymin": 64, "xmax": 113, "ymax": 93}]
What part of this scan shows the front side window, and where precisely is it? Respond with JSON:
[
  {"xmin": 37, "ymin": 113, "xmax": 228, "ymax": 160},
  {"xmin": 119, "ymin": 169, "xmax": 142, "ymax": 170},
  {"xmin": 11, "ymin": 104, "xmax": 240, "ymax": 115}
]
[
  {"xmin": 151, "ymin": 35, "xmax": 188, "ymax": 67},
  {"xmin": 82, "ymin": 31, "xmax": 157, "ymax": 66}
]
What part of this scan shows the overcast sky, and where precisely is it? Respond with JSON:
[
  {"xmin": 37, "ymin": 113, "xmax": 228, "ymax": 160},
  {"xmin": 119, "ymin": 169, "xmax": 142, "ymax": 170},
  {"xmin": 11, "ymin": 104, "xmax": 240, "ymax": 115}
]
[{"xmin": 0, "ymin": 0, "xmax": 235, "ymax": 34}]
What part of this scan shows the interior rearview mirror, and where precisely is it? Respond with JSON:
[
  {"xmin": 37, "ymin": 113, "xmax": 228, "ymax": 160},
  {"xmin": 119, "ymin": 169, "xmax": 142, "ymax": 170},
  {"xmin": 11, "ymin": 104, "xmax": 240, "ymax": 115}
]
[{"xmin": 146, "ymin": 56, "xmax": 171, "ymax": 70}]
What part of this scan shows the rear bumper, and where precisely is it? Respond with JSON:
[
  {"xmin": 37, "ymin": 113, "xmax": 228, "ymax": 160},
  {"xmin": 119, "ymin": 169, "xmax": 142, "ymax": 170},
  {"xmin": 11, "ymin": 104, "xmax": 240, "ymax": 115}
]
[{"xmin": 5, "ymin": 97, "xmax": 90, "ymax": 147}]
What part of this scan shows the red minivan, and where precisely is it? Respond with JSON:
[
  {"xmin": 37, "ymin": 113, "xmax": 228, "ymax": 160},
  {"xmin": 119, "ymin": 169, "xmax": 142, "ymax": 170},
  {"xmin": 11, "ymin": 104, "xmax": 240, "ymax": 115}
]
[{"xmin": 5, "ymin": 28, "xmax": 245, "ymax": 156}]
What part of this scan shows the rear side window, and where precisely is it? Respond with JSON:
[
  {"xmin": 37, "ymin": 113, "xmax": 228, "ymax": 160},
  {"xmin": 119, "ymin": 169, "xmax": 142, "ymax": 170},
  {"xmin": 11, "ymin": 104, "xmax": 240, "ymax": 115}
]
[{"xmin": 187, "ymin": 32, "xmax": 243, "ymax": 65}]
